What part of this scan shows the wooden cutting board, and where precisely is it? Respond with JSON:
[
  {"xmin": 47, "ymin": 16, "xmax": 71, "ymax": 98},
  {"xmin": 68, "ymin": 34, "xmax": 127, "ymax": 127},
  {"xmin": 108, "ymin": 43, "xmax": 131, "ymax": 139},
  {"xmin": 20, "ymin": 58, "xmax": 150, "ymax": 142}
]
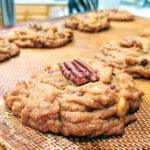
[{"xmin": 0, "ymin": 16, "xmax": 150, "ymax": 150}]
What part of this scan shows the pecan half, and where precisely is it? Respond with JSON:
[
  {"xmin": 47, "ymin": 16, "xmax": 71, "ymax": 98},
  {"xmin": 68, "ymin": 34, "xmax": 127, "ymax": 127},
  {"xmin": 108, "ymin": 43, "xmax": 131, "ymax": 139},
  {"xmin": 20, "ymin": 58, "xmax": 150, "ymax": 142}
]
[
  {"xmin": 29, "ymin": 23, "xmax": 43, "ymax": 31},
  {"xmin": 59, "ymin": 59, "xmax": 99, "ymax": 85},
  {"xmin": 119, "ymin": 38, "xmax": 142, "ymax": 49}
]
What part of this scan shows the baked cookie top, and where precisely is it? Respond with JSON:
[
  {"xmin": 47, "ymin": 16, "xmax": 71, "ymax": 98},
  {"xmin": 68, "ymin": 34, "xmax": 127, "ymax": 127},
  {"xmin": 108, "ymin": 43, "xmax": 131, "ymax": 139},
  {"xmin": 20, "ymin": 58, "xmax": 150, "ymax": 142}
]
[
  {"xmin": 0, "ymin": 37, "xmax": 20, "ymax": 62},
  {"xmin": 139, "ymin": 27, "xmax": 150, "ymax": 38},
  {"xmin": 96, "ymin": 36, "xmax": 150, "ymax": 78},
  {"xmin": 100, "ymin": 9, "xmax": 135, "ymax": 21},
  {"xmin": 8, "ymin": 23, "xmax": 73, "ymax": 48},
  {"xmin": 4, "ymin": 58, "xmax": 143, "ymax": 137},
  {"xmin": 65, "ymin": 12, "xmax": 110, "ymax": 32}
]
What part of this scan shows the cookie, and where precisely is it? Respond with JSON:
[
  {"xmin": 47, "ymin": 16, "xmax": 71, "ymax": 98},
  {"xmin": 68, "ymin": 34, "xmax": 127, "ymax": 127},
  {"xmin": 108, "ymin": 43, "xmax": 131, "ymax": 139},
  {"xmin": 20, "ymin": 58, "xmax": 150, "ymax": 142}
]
[
  {"xmin": 0, "ymin": 37, "xmax": 20, "ymax": 62},
  {"xmin": 4, "ymin": 58, "xmax": 143, "ymax": 137},
  {"xmin": 139, "ymin": 27, "xmax": 150, "ymax": 38},
  {"xmin": 96, "ymin": 36, "xmax": 150, "ymax": 78},
  {"xmin": 100, "ymin": 9, "xmax": 135, "ymax": 21},
  {"xmin": 8, "ymin": 23, "xmax": 73, "ymax": 48},
  {"xmin": 65, "ymin": 12, "xmax": 110, "ymax": 32}
]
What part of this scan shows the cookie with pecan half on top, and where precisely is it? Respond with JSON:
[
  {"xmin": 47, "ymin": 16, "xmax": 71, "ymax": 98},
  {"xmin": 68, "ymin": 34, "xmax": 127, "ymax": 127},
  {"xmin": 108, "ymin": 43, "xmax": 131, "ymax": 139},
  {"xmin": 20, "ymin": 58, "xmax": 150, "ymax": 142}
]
[
  {"xmin": 4, "ymin": 58, "xmax": 143, "ymax": 138},
  {"xmin": 96, "ymin": 36, "xmax": 150, "ymax": 78}
]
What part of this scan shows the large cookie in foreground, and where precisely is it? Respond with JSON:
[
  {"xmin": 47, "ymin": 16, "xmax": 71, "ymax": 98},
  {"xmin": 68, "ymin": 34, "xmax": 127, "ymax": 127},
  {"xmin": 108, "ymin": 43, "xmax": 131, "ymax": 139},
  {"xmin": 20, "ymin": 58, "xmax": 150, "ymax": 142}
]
[
  {"xmin": 100, "ymin": 9, "xmax": 135, "ymax": 21},
  {"xmin": 8, "ymin": 23, "xmax": 73, "ymax": 48},
  {"xmin": 4, "ymin": 59, "xmax": 143, "ymax": 137},
  {"xmin": 65, "ymin": 12, "xmax": 110, "ymax": 32},
  {"xmin": 0, "ymin": 37, "xmax": 20, "ymax": 62},
  {"xmin": 96, "ymin": 37, "xmax": 150, "ymax": 78}
]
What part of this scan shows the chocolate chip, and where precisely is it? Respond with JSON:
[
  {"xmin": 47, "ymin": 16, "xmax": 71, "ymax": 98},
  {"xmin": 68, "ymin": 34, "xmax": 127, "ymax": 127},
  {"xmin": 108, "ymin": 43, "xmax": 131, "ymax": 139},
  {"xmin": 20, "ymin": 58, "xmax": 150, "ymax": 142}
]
[
  {"xmin": 48, "ymin": 70, "xmax": 53, "ymax": 74},
  {"xmin": 112, "ymin": 72, "xmax": 115, "ymax": 76},
  {"xmin": 87, "ymin": 108, "xmax": 94, "ymax": 112},
  {"xmin": 141, "ymin": 59, "xmax": 149, "ymax": 66},
  {"xmin": 110, "ymin": 84, "xmax": 115, "ymax": 90}
]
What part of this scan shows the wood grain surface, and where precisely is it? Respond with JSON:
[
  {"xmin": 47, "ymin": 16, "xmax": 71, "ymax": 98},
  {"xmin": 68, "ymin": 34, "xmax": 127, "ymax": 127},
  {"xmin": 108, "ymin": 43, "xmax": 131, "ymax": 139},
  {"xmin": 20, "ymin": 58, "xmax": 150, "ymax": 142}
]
[{"xmin": 0, "ymin": 16, "xmax": 150, "ymax": 150}]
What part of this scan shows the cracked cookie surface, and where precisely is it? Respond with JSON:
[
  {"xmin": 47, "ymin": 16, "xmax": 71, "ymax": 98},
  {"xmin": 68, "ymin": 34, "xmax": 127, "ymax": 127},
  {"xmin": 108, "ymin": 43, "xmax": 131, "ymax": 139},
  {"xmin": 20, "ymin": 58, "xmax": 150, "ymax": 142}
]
[
  {"xmin": 0, "ymin": 37, "xmax": 20, "ymax": 62},
  {"xmin": 4, "ymin": 58, "xmax": 143, "ymax": 137},
  {"xmin": 96, "ymin": 37, "xmax": 150, "ymax": 78},
  {"xmin": 8, "ymin": 23, "xmax": 73, "ymax": 48},
  {"xmin": 65, "ymin": 12, "xmax": 110, "ymax": 32},
  {"xmin": 139, "ymin": 27, "xmax": 150, "ymax": 39}
]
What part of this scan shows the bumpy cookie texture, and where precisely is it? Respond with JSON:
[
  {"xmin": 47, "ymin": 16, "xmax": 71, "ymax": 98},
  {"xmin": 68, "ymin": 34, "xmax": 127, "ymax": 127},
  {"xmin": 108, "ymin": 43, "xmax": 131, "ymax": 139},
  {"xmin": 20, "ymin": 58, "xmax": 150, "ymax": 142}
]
[
  {"xmin": 4, "ymin": 59, "xmax": 143, "ymax": 137},
  {"xmin": 0, "ymin": 37, "xmax": 20, "ymax": 62},
  {"xmin": 65, "ymin": 12, "xmax": 110, "ymax": 32},
  {"xmin": 96, "ymin": 36, "xmax": 150, "ymax": 78},
  {"xmin": 8, "ymin": 23, "xmax": 73, "ymax": 48},
  {"xmin": 139, "ymin": 27, "xmax": 150, "ymax": 38},
  {"xmin": 100, "ymin": 9, "xmax": 135, "ymax": 21}
]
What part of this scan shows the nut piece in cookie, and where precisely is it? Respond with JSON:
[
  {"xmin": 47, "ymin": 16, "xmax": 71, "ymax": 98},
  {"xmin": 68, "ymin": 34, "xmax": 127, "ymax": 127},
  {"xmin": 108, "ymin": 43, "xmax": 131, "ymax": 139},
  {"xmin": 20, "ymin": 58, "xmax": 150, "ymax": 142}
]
[
  {"xmin": 119, "ymin": 37, "xmax": 142, "ymax": 48},
  {"xmin": 95, "ymin": 37, "xmax": 150, "ymax": 78},
  {"xmin": 3, "ymin": 58, "xmax": 143, "ymax": 137},
  {"xmin": 65, "ymin": 12, "xmax": 110, "ymax": 32},
  {"xmin": 0, "ymin": 37, "xmax": 20, "ymax": 62},
  {"xmin": 8, "ymin": 23, "xmax": 73, "ymax": 48},
  {"xmin": 59, "ymin": 59, "xmax": 99, "ymax": 85}
]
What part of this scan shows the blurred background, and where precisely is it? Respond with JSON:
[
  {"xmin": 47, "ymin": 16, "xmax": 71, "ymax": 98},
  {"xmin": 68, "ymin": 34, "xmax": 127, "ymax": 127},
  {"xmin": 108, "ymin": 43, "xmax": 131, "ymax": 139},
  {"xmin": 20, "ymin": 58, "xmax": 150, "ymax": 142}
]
[{"xmin": 0, "ymin": 0, "xmax": 150, "ymax": 27}]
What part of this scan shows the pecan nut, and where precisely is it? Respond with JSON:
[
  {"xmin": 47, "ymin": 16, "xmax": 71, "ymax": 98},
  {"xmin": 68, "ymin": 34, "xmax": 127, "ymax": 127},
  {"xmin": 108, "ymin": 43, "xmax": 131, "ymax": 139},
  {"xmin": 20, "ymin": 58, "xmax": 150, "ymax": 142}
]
[
  {"xmin": 59, "ymin": 59, "xmax": 99, "ymax": 85},
  {"xmin": 29, "ymin": 23, "xmax": 43, "ymax": 31},
  {"xmin": 119, "ymin": 38, "xmax": 142, "ymax": 48}
]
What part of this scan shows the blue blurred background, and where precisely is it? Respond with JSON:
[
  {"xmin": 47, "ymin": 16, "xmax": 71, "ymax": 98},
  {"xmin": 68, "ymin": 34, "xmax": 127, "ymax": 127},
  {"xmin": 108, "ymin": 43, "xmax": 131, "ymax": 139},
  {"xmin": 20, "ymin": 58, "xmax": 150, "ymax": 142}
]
[{"xmin": 0, "ymin": 0, "xmax": 150, "ymax": 27}]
